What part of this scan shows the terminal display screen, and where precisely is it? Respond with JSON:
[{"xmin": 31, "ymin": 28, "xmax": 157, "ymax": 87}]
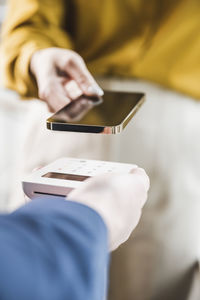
[{"xmin": 42, "ymin": 172, "xmax": 90, "ymax": 182}]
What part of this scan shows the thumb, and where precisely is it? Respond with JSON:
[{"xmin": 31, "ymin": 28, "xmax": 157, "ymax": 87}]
[{"xmin": 130, "ymin": 168, "xmax": 150, "ymax": 192}]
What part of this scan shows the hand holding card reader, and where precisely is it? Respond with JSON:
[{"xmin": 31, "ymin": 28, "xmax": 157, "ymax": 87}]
[{"xmin": 22, "ymin": 158, "xmax": 136, "ymax": 199}]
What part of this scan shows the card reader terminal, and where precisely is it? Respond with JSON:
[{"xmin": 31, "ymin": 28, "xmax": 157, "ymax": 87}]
[{"xmin": 22, "ymin": 157, "xmax": 136, "ymax": 199}]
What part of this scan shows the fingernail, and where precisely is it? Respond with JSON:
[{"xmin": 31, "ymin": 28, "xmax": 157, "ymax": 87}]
[
  {"xmin": 71, "ymin": 89, "xmax": 82, "ymax": 99},
  {"xmin": 87, "ymin": 85, "xmax": 104, "ymax": 96}
]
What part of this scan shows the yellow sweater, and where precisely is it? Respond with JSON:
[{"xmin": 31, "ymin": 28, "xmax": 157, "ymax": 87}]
[{"xmin": 1, "ymin": 0, "xmax": 200, "ymax": 99}]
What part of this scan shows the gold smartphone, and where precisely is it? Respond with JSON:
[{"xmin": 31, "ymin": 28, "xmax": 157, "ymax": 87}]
[{"xmin": 46, "ymin": 90, "xmax": 145, "ymax": 134}]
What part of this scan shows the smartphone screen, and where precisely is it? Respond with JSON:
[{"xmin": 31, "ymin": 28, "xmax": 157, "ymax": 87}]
[{"xmin": 47, "ymin": 90, "xmax": 145, "ymax": 134}]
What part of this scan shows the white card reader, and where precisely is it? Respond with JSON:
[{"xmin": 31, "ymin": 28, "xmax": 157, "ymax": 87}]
[{"xmin": 22, "ymin": 157, "xmax": 135, "ymax": 199}]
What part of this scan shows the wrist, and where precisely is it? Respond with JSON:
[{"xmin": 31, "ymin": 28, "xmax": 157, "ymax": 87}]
[{"xmin": 30, "ymin": 51, "xmax": 40, "ymax": 77}]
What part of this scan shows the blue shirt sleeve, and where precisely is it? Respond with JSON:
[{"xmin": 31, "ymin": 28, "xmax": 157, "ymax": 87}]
[{"xmin": 0, "ymin": 197, "xmax": 109, "ymax": 300}]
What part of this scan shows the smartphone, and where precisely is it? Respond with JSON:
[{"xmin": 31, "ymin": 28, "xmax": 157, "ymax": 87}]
[{"xmin": 46, "ymin": 90, "xmax": 145, "ymax": 134}]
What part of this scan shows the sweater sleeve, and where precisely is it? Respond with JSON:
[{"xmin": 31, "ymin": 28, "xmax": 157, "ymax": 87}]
[
  {"xmin": 0, "ymin": 0, "xmax": 72, "ymax": 98},
  {"xmin": 0, "ymin": 197, "xmax": 109, "ymax": 300}
]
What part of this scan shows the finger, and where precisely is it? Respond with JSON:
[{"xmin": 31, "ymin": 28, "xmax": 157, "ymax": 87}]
[
  {"xmin": 131, "ymin": 168, "xmax": 150, "ymax": 191},
  {"xmin": 106, "ymin": 171, "xmax": 149, "ymax": 208},
  {"xmin": 130, "ymin": 165, "xmax": 138, "ymax": 172},
  {"xmin": 48, "ymin": 92, "xmax": 71, "ymax": 112},
  {"xmin": 64, "ymin": 80, "xmax": 83, "ymax": 100},
  {"xmin": 39, "ymin": 78, "xmax": 71, "ymax": 112},
  {"xmin": 63, "ymin": 55, "xmax": 104, "ymax": 96}
]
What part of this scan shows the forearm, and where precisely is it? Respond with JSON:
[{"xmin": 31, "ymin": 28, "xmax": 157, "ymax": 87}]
[{"xmin": 0, "ymin": 197, "xmax": 109, "ymax": 300}]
